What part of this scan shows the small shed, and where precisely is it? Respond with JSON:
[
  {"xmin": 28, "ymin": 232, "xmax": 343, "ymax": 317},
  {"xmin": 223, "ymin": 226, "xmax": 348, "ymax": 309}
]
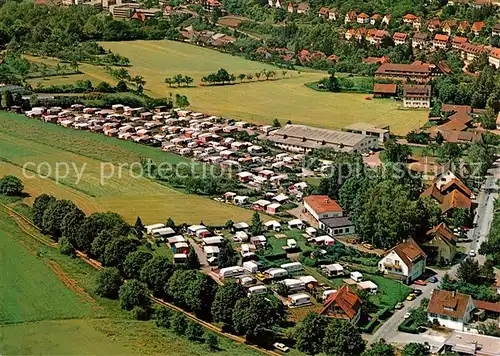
[{"xmin": 266, "ymin": 203, "xmax": 281, "ymax": 215}]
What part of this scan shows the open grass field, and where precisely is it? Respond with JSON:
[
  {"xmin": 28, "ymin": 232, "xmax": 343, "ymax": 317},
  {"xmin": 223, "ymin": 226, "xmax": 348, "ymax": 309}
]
[
  {"xmin": 0, "ymin": 208, "xmax": 262, "ymax": 355},
  {"xmin": 30, "ymin": 41, "xmax": 427, "ymax": 135},
  {"xmin": 0, "ymin": 113, "xmax": 260, "ymax": 225}
]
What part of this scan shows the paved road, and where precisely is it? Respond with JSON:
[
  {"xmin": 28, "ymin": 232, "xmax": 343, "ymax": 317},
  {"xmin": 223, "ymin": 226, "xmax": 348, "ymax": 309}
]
[{"xmin": 468, "ymin": 159, "xmax": 500, "ymax": 265}]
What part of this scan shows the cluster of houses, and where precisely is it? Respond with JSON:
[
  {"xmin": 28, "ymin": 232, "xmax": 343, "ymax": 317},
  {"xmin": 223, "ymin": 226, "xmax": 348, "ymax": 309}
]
[{"xmin": 180, "ymin": 25, "xmax": 236, "ymax": 47}]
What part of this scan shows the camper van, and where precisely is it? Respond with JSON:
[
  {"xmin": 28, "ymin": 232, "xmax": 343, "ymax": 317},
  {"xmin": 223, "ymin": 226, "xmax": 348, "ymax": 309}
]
[
  {"xmin": 350, "ymin": 271, "xmax": 363, "ymax": 283},
  {"xmin": 264, "ymin": 268, "xmax": 288, "ymax": 280},
  {"xmin": 280, "ymin": 262, "xmax": 303, "ymax": 274},
  {"xmin": 288, "ymin": 293, "xmax": 311, "ymax": 307},
  {"xmin": 219, "ymin": 266, "xmax": 245, "ymax": 279},
  {"xmin": 247, "ymin": 285, "xmax": 267, "ymax": 297},
  {"xmin": 281, "ymin": 279, "xmax": 306, "ymax": 292},
  {"xmin": 322, "ymin": 289, "xmax": 337, "ymax": 301},
  {"xmin": 243, "ymin": 261, "xmax": 259, "ymax": 274}
]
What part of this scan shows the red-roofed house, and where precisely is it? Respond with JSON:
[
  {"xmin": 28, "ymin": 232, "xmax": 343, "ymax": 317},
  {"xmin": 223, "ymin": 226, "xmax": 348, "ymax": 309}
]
[
  {"xmin": 427, "ymin": 290, "xmax": 475, "ymax": 330},
  {"xmin": 357, "ymin": 12, "xmax": 370, "ymax": 24},
  {"xmin": 393, "ymin": 32, "xmax": 408, "ymax": 45},
  {"xmin": 427, "ymin": 18, "xmax": 441, "ymax": 32},
  {"xmin": 373, "ymin": 83, "xmax": 397, "ymax": 97},
  {"xmin": 433, "ymin": 34, "xmax": 450, "ymax": 49},
  {"xmin": 382, "ymin": 14, "xmax": 391, "ymax": 26},
  {"xmin": 345, "ymin": 28, "xmax": 355, "ymax": 40},
  {"xmin": 423, "ymin": 223, "xmax": 457, "ymax": 263},
  {"xmin": 320, "ymin": 284, "xmax": 362, "ymax": 324},
  {"xmin": 297, "ymin": 2, "xmax": 310, "ymax": 14},
  {"xmin": 442, "ymin": 20, "xmax": 457, "ymax": 35},
  {"xmin": 370, "ymin": 14, "xmax": 381, "ymax": 25},
  {"xmin": 345, "ymin": 10, "xmax": 357, "ymax": 24},
  {"xmin": 378, "ymin": 238, "xmax": 427, "ymax": 283},
  {"xmin": 369, "ymin": 30, "xmax": 388, "ymax": 45},
  {"xmin": 489, "ymin": 47, "xmax": 500, "ymax": 69},
  {"xmin": 452, "ymin": 36, "xmax": 468, "ymax": 49},
  {"xmin": 327, "ymin": 54, "xmax": 340, "ymax": 62},
  {"xmin": 287, "ymin": 2, "xmax": 296, "ymax": 13},
  {"xmin": 458, "ymin": 20, "xmax": 470, "ymax": 33},
  {"xmin": 458, "ymin": 42, "xmax": 487, "ymax": 63},
  {"xmin": 403, "ymin": 13, "xmax": 418, "ymax": 24},
  {"xmin": 318, "ymin": 6, "xmax": 329, "ymax": 18},
  {"xmin": 471, "ymin": 21, "xmax": 485, "ymax": 35},
  {"xmin": 304, "ymin": 195, "xmax": 355, "ymax": 236}
]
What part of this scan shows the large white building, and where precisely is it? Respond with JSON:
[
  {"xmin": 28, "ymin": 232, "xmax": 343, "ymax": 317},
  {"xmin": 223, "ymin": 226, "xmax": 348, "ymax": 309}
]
[
  {"xmin": 303, "ymin": 195, "xmax": 355, "ymax": 236},
  {"xmin": 427, "ymin": 290, "xmax": 475, "ymax": 331},
  {"xmin": 266, "ymin": 124, "xmax": 378, "ymax": 154},
  {"xmin": 403, "ymin": 85, "xmax": 431, "ymax": 109},
  {"xmin": 378, "ymin": 238, "xmax": 427, "ymax": 284}
]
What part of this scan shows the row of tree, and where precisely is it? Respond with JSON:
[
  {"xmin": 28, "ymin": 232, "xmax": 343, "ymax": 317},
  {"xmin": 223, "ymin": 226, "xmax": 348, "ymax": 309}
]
[
  {"xmin": 165, "ymin": 74, "xmax": 194, "ymax": 87},
  {"xmin": 201, "ymin": 68, "xmax": 283, "ymax": 86}
]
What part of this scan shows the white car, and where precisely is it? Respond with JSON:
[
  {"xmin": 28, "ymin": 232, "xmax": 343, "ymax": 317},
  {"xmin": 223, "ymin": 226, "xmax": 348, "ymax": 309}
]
[
  {"xmin": 404, "ymin": 312, "xmax": 412, "ymax": 319},
  {"xmin": 469, "ymin": 250, "xmax": 476, "ymax": 257},
  {"xmin": 273, "ymin": 342, "xmax": 290, "ymax": 352}
]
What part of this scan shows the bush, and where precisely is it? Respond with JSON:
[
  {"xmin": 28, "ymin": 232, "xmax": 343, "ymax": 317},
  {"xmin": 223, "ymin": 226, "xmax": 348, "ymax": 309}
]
[
  {"xmin": 95, "ymin": 267, "xmax": 122, "ymax": 299},
  {"xmin": 59, "ymin": 236, "xmax": 75, "ymax": 256},
  {"xmin": 155, "ymin": 306, "xmax": 173, "ymax": 328},
  {"xmin": 185, "ymin": 321, "xmax": 204, "ymax": 341},
  {"xmin": 398, "ymin": 318, "xmax": 419, "ymax": 334},
  {"xmin": 132, "ymin": 306, "xmax": 150, "ymax": 321},
  {"xmin": 171, "ymin": 312, "xmax": 188, "ymax": 335},
  {"xmin": 0, "ymin": 175, "xmax": 24, "ymax": 196},
  {"xmin": 118, "ymin": 279, "xmax": 150, "ymax": 310}
]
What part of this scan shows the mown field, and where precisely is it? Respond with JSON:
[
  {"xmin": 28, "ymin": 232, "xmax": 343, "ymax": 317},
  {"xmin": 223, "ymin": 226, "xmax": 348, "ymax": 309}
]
[
  {"xmin": 0, "ymin": 113, "xmax": 259, "ymax": 225},
  {"xmin": 0, "ymin": 206, "xmax": 262, "ymax": 355},
  {"xmin": 30, "ymin": 40, "xmax": 427, "ymax": 135}
]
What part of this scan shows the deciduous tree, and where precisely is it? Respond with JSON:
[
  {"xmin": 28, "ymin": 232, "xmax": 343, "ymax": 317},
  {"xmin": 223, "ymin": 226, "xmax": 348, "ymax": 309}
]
[
  {"xmin": 96, "ymin": 267, "xmax": 122, "ymax": 299},
  {"xmin": 212, "ymin": 281, "xmax": 246, "ymax": 326},
  {"xmin": 118, "ymin": 279, "xmax": 150, "ymax": 311}
]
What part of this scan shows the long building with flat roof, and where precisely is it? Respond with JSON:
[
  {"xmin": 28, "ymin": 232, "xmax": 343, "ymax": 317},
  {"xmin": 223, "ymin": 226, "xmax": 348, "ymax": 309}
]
[{"xmin": 265, "ymin": 124, "xmax": 378, "ymax": 154}]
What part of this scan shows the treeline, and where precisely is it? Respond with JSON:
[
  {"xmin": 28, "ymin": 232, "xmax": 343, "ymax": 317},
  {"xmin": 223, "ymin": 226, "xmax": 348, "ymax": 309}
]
[
  {"xmin": 30, "ymin": 193, "xmax": 287, "ymax": 345},
  {"xmin": 33, "ymin": 79, "xmax": 130, "ymax": 94},
  {"xmin": 479, "ymin": 199, "xmax": 500, "ymax": 266},
  {"xmin": 201, "ymin": 68, "xmax": 285, "ymax": 86},
  {"xmin": 315, "ymin": 73, "xmax": 374, "ymax": 93}
]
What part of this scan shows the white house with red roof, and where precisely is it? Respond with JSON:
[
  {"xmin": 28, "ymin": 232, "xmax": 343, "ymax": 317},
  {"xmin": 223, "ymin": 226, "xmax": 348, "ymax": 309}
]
[
  {"xmin": 303, "ymin": 195, "xmax": 355, "ymax": 236},
  {"xmin": 427, "ymin": 290, "xmax": 475, "ymax": 330},
  {"xmin": 489, "ymin": 47, "xmax": 500, "ymax": 69},
  {"xmin": 378, "ymin": 238, "xmax": 427, "ymax": 284},
  {"xmin": 357, "ymin": 12, "xmax": 370, "ymax": 24}
]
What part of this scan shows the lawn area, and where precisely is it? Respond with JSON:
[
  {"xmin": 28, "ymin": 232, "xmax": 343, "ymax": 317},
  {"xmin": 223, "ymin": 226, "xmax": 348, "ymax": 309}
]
[
  {"xmin": 0, "ymin": 113, "xmax": 259, "ymax": 225},
  {"xmin": 34, "ymin": 40, "xmax": 427, "ymax": 135},
  {"xmin": 0, "ymin": 208, "xmax": 263, "ymax": 356},
  {"xmin": 365, "ymin": 275, "xmax": 412, "ymax": 309}
]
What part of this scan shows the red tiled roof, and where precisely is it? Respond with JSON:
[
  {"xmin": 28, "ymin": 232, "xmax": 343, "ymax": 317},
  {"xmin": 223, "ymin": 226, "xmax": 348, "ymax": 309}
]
[
  {"xmin": 358, "ymin": 12, "xmax": 369, "ymax": 18},
  {"xmin": 375, "ymin": 63, "xmax": 431, "ymax": 75},
  {"xmin": 434, "ymin": 34, "xmax": 450, "ymax": 42},
  {"xmin": 440, "ymin": 178, "xmax": 472, "ymax": 198},
  {"xmin": 388, "ymin": 238, "xmax": 426, "ymax": 268},
  {"xmin": 304, "ymin": 195, "xmax": 343, "ymax": 214},
  {"xmin": 428, "ymin": 290, "xmax": 472, "ymax": 319},
  {"xmin": 472, "ymin": 21, "xmax": 485, "ymax": 32},
  {"xmin": 318, "ymin": 6, "xmax": 329, "ymax": 15},
  {"xmin": 403, "ymin": 13, "xmax": 418, "ymax": 20},
  {"xmin": 473, "ymin": 300, "xmax": 500, "ymax": 313},
  {"xmin": 459, "ymin": 42, "xmax": 487, "ymax": 55},
  {"xmin": 426, "ymin": 223, "xmax": 457, "ymax": 245},
  {"xmin": 441, "ymin": 189, "xmax": 472, "ymax": 213},
  {"xmin": 327, "ymin": 54, "xmax": 339, "ymax": 62},
  {"xmin": 490, "ymin": 48, "xmax": 500, "ymax": 59},
  {"xmin": 393, "ymin": 32, "xmax": 408, "ymax": 41},
  {"xmin": 373, "ymin": 83, "xmax": 397, "ymax": 94},
  {"xmin": 452, "ymin": 36, "xmax": 468, "ymax": 45},
  {"xmin": 321, "ymin": 284, "xmax": 362, "ymax": 320}
]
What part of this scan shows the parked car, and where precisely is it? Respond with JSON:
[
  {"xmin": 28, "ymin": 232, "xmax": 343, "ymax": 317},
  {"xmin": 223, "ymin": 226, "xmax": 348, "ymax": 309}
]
[
  {"xmin": 404, "ymin": 312, "xmax": 412, "ymax": 319},
  {"xmin": 406, "ymin": 293, "xmax": 416, "ymax": 301},
  {"xmin": 414, "ymin": 279, "xmax": 428, "ymax": 286},
  {"xmin": 469, "ymin": 250, "xmax": 476, "ymax": 257},
  {"xmin": 273, "ymin": 343, "xmax": 290, "ymax": 352},
  {"xmin": 362, "ymin": 243, "xmax": 374, "ymax": 250},
  {"xmin": 255, "ymin": 273, "xmax": 266, "ymax": 281},
  {"xmin": 413, "ymin": 289, "xmax": 423, "ymax": 296},
  {"xmin": 395, "ymin": 302, "xmax": 404, "ymax": 309},
  {"xmin": 428, "ymin": 276, "xmax": 438, "ymax": 283}
]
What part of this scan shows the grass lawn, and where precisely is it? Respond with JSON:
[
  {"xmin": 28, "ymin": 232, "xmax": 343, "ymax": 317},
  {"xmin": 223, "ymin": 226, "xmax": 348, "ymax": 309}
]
[
  {"xmin": 0, "ymin": 208, "xmax": 262, "ymax": 356},
  {"xmin": 33, "ymin": 40, "xmax": 427, "ymax": 135},
  {"xmin": 0, "ymin": 113, "xmax": 260, "ymax": 225},
  {"xmin": 365, "ymin": 275, "xmax": 412, "ymax": 309}
]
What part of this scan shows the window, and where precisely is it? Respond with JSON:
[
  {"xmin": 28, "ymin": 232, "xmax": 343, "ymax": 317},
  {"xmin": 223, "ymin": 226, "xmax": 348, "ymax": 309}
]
[
  {"xmin": 395, "ymin": 260, "xmax": 400, "ymax": 266},
  {"xmin": 451, "ymin": 317, "xmax": 458, "ymax": 322},
  {"xmin": 345, "ymin": 228, "xmax": 350, "ymax": 233}
]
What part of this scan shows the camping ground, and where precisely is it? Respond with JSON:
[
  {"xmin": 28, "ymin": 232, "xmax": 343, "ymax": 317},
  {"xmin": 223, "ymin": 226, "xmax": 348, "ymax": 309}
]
[{"xmin": 29, "ymin": 40, "xmax": 427, "ymax": 136}]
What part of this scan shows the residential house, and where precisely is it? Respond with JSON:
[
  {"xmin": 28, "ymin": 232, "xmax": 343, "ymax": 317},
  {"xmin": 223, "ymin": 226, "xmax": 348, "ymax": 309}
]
[
  {"xmin": 378, "ymin": 238, "xmax": 427, "ymax": 284},
  {"xmin": 427, "ymin": 290, "xmax": 475, "ymax": 331},
  {"xmin": 203, "ymin": 0, "xmax": 222, "ymax": 13},
  {"xmin": 370, "ymin": 14, "xmax": 381, "ymax": 25},
  {"xmin": 489, "ymin": 47, "xmax": 500, "ymax": 69},
  {"xmin": 357, "ymin": 12, "xmax": 370, "ymax": 24},
  {"xmin": 297, "ymin": 2, "xmax": 309, "ymax": 14},
  {"xmin": 427, "ymin": 17, "xmax": 441, "ymax": 32},
  {"xmin": 403, "ymin": 13, "xmax": 418, "ymax": 24},
  {"xmin": 457, "ymin": 20, "xmax": 470, "ymax": 33},
  {"xmin": 381, "ymin": 14, "xmax": 391, "ymax": 26},
  {"xmin": 287, "ymin": 2, "xmax": 296, "ymax": 13},
  {"xmin": 423, "ymin": 223, "xmax": 457, "ymax": 264},
  {"xmin": 471, "ymin": 0, "xmax": 492, "ymax": 7},
  {"xmin": 370, "ymin": 30, "xmax": 389, "ymax": 46},
  {"xmin": 355, "ymin": 28, "xmax": 368, "ymax": 41},
  {"xmin": 458, "ymin": 42, "xmax": 488, "ymax": 63},
  {"xmin": 412, "ymin": 32, "xmax": 429, "ymax": 49},
  {"xmin": 402, "ymin": 84, "xmax": 431, "ymax": 108},
  {"xmin": 345, "ymin": 10, "xmax": 357, "ymax": 24},
  {"xmin": 413, "ymin": 17, "xmax": 423, "ymax": 31},
  {"xmin": 328, "ymin": 8, "xmax": 339, "ymax": 21},
  {"xmin": 471, "ymin": 21, "xmax": 485, "ymax": 35},
  {"xmin": 421, "ymin": 179, "xmax": 472, "ymax": 216},
  {"xmin": 303, "ymin": 195, "xmax": 355, "ymax": 236},
  {"xmin": 373, "ymin": 83, "xmax": 398, "ymax": 98},
  {"xmin": 452, "ymin": 36, "xmax": 468, "ymax": 49},
  {"xmin": 393, "ymin": 32, "xmax": 408, "ymax": 45},
  {"xmin": 433, "ymin": 34, "xmax": 450, "ymax": 49},
  {"xmin": 318, "ymin": 6, "xmax": 329, "ymax": 18},
  {"xmin": 268, "ymin": 0, "xmax": 282, "ymax": 7},
  {"xmin": 362, "ymin": 55, "xmax": 390, "ymax": 64},
  {"xmin": 345, "ymin": 28, "xmax": 355, "ymax": 40},
  {"xmin": 442, "ymin": 20, "xmax": 457, "ymax": 35},
  {"xmin": 493, "ymin": 23, "xmax": 500, "ymax": 36},
  {"xmin": 327, "ymin": 54, "xmax": 340, "ymax": 62},
  {"xmin": 320, "ymin": 284, "xmax": 362, "ymax": 324}
]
